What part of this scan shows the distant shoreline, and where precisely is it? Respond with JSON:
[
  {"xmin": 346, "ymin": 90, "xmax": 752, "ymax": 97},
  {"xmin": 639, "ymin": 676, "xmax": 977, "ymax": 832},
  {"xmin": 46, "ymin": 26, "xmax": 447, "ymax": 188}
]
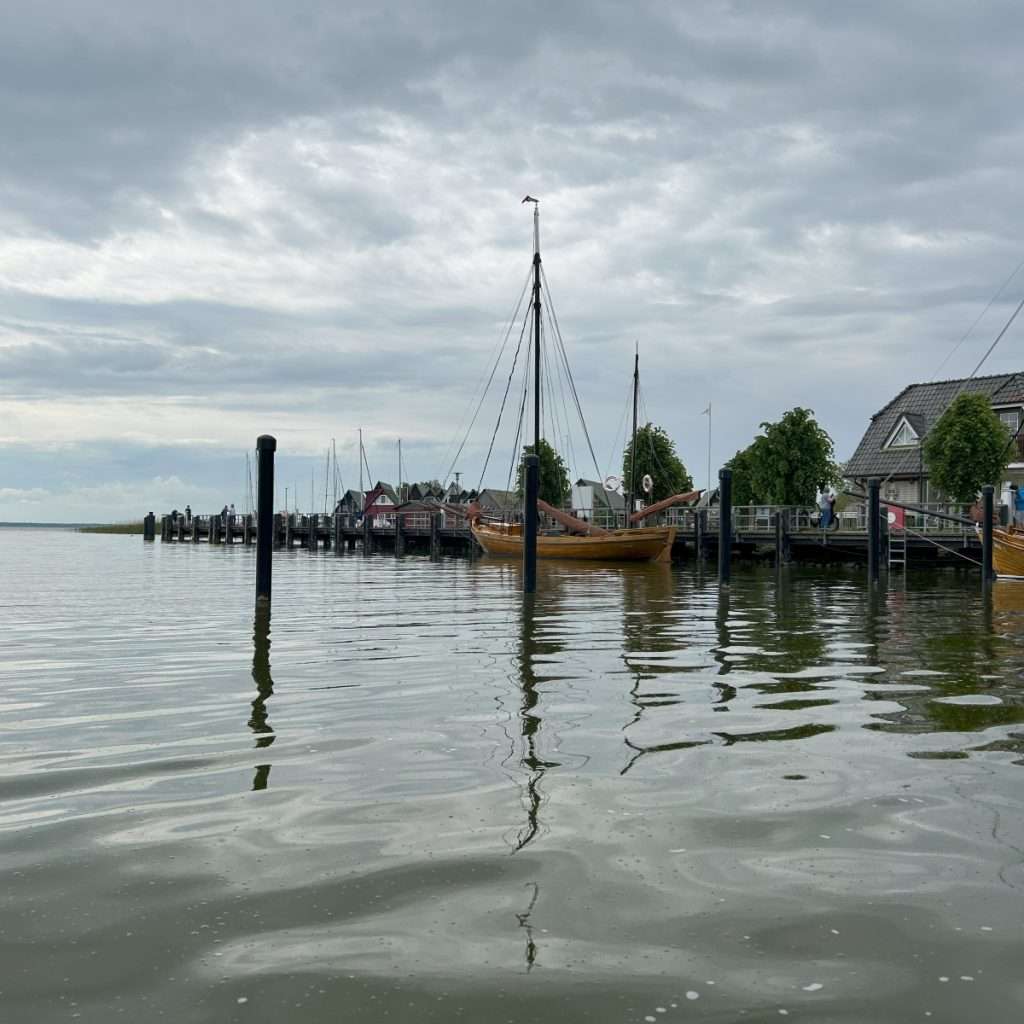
[{"xmin": 0, "ymin": 522, "xmax": 142, "ymax": 533}]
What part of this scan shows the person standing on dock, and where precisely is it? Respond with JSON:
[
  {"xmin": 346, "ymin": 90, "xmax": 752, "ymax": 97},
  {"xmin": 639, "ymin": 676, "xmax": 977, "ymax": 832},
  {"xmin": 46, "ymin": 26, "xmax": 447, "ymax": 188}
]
[
  {"xmin": 1012, "ymin": 484, "xmax": 1024, "ymax": 528},
  {"xmin": 818, "ymin": 489, "xmax": 832, "ymax": 530}
]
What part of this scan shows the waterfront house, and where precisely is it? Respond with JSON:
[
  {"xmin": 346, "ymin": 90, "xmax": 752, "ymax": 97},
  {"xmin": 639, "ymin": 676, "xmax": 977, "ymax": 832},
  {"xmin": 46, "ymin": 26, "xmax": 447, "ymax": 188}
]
[
  {"xmin": 571, "ymin": 478, "xmax": 625, "ymax": 525},
  {"xmin": 335, "ymin": 489, "xmax": 365, "ymax": 517},
  {"xmin": 363, "ymin": 481, "xmax": 400, "ymax": 525},
  {"xmin": 845, "ymin": 372, "xmax": 1024, "ymax": 504},
  {"xmin": 477, "ymin": 488, "xmax": 519, "ymax": 514}
]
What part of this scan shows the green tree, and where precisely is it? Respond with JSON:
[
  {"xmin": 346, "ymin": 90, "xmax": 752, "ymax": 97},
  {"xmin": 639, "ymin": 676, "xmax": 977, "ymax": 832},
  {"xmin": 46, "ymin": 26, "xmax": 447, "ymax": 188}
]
[
  {"xmin": 737, "ymin": 407, "xmax": 839, "ymax": 505},
  {"xmin": 622, "ymin": 422, "xmax": 693, "ymax": 503},
  {"xmin": 725, "ymin": 439, "xmax": 766, "ymax": 505},
  {"xmin": 923, "ymin": 393, "xmax": 1010, "ymax": 502},
  {"xmin": 516, "ymin": 438, "xmax": 571, "ymax": 506}
]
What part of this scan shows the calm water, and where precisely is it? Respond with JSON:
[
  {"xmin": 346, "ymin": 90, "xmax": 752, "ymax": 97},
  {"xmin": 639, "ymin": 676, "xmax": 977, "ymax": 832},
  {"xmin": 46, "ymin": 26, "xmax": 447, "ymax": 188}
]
[{"xmin": 2, "ymin": 530, "xmax": 1024, "ymax": 1023}]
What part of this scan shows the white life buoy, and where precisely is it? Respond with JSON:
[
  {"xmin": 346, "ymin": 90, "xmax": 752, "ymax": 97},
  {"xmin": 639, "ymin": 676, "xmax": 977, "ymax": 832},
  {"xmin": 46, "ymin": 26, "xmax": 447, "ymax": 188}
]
[
  {"xmin": 642, "ymin": 474, "xmax": 654, "ymax": 494},
  {"xmin": 603, "ymin": 475, "xmax": 622, "ymax": 493}
]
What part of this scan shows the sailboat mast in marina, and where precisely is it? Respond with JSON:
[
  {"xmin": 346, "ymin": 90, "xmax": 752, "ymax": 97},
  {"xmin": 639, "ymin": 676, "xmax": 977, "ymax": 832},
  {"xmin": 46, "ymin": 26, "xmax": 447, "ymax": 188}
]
[{"xmin": 468, "ymin": 201, "xmax": 696, "ymax": 563}]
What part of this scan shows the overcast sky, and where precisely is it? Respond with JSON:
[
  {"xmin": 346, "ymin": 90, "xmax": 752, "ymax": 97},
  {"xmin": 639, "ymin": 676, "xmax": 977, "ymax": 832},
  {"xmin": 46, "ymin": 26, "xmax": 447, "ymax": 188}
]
[{"xmin": 3, "ymin": 0, "xmax": 1024, "ymax": 521}]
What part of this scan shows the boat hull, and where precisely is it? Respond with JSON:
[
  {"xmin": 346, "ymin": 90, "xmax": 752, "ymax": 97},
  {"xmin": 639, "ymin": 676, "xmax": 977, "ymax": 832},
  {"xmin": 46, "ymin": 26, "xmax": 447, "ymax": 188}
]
[
  {"xmin": 993, "ymin": 528, "xmax": 1024, "ymax": 580},
  {"xmin": 471, "ymin": 522, "xmax": 676, "ymax": 562}
]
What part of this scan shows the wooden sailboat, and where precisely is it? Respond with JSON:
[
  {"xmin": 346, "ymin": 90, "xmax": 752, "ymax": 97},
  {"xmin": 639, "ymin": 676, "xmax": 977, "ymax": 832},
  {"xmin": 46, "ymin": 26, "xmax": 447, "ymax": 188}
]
[
  {"xmin": 469, "ymin": 200, "xmax": 683, "ymax": 563},
  {"xmin": 993, "ymin": 527, "xmax": 1024, "ymax": 579}
]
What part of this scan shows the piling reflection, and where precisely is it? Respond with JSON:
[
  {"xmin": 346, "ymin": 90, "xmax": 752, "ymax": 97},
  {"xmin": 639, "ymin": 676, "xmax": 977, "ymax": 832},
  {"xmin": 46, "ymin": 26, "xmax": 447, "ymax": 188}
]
[
  {"xmin": 511, "ymin": 592, "xmax": 561, "ymax": 852},
  {"xmin": 250, "ymin": 608, "xmax": 276, "ymax": 791},
  {"xmin": 621, "ymin": 564, "xmax": 712, "ymax": 775}
]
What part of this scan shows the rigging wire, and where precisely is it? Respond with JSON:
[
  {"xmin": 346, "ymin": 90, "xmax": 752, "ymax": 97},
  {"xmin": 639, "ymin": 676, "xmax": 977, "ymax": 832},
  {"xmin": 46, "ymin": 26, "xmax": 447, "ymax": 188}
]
[
  {"xmin": 505, "ymin": 334, "xmax": 532, "ymax": 496},
  {"xmin": 478, "ymin": 299, "xmax": 533, "ymax": 493},
  {"xmin": 931, "ymin": 256, "xmax": 1024, "ymax": 380},
  {"xmin": 438, "ymin": 265, "xmax": 533, "ymax": 486},
  {"xmin": 544, "ymin": 301, "xmax": 580, "ymax": 482},
  {"xmin": 540, "ymin": 267, "xmax": 603, "ymax": 482}
]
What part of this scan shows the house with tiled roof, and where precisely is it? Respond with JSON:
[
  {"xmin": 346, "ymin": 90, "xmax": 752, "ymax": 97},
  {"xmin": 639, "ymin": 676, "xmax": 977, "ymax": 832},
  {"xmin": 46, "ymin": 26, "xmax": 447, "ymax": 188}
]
[{"xmin": 845, "ymin": 372, "xmax": 1024, "ymax": 504}]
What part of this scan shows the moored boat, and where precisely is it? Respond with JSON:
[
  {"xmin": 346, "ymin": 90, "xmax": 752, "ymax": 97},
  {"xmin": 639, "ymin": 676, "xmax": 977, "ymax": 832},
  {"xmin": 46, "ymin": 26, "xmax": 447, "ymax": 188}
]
[
  {"xmin": 471, "ymin": 520, "xmax": 676, "ymax": 562},
  {"xmin": 993, "ymin": 527, "xmax": 1024, "ymax": 579}
]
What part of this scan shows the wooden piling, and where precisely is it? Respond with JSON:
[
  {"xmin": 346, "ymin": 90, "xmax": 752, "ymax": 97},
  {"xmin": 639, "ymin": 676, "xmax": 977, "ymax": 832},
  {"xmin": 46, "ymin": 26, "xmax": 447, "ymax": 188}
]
[
  {"xmin": 362, "ymin": 513, "xmax": 373, "ymax": 555},
  {"xmin": 223, "ymin": 513, "xmax": 232, "ymax": 545},
  {"xmin": 284, "ymin": 513, "xmax": 292, "ymax": 548},
  {"xmin": 867, "ymin": 478, "xmax": 881, "ymax": 583},
  {"xmin": 430, "ymin": 510, "xmax": 441, "ymax": 560},
  {"xmin": 394, "ymin": 511, "xmax": 405, "ymax": 557},
  {"xmin": 191, "ymin": 516, "xmax": 199, "ymax": 543},
  {"xmin": 243, "ymin": 515, "xmax": 252, "ymax": 545},
  {"xmin": 307, "ymin": 514, "xmax": 317, "ymax": 551},
  {"xmin": 143, "ymin": 512, "xmax": 156, "ymax": 541},
  {"xmin": 255, "ymin": 434, "xmax": 276, "ymax": 610},
  {"xmin": 982, "ymin": 484, "xmax": 995, "ymax": 585},
  {"xmin": 718, "ymin": 468, "xmax": 732, "ymax": 585}
]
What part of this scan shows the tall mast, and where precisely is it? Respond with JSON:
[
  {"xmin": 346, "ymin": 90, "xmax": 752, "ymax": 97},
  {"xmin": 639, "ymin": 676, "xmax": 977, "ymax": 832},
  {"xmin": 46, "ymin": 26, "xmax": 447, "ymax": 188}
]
[
  {"xmin": 524, "ymin": 196, "xmax": 541, "ymax": 452},
  {"xmin": 626, "ymin": 343, "xmax": 639, "ymax": 528},
  {"xmin": 398, "ymin": 438, "xmax": 403, "ymax": 501},
  {"xmin": 358, "ymin": 428, "xmax": 363, "ymax": 496}
]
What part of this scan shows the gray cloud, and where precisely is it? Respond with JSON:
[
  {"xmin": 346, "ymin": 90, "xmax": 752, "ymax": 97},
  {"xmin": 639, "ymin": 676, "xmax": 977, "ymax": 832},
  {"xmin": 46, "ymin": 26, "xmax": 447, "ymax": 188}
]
[{"xmin": 2, "ymin": 1, "xmax": 1024, "ymax": 519}]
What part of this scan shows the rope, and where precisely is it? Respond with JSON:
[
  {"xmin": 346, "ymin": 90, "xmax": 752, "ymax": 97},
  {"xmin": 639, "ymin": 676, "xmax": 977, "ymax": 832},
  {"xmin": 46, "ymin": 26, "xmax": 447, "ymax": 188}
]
[
  {"xmin": 440, "ymin": 266, "xmax": 532, "ymax": 486},
  {"xmin": 932, "ymin": 256, "xmax": 1024, "ymax": 380},
  {"xmin": 899, "ymin": 524, "xmax": 982, "ymax": 567},
  {"xmin": 541, "ymin": 267, "xmax": 603, "ymax": 482},
  {"xmin": 478, "ymin": 299, "xmax": 532, "ymax": 493}
]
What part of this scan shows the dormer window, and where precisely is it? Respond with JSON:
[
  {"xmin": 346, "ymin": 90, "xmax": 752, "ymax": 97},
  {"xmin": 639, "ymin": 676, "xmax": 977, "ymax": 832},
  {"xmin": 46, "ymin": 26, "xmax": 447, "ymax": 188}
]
[{"xmin": 884, "ymin": 415, "xmax": 920, "ymax": 449}]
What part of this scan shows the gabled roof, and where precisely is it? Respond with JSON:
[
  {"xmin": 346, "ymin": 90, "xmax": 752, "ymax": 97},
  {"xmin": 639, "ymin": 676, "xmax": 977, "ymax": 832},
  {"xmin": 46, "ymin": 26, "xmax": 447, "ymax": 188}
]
[
  {"xmin": 367, "ymin": 481, "xmax": 399, "ymax": 504},
  {"xmin": 477, "ymin": 488, "xmax": 519, "ymax": 511},
  {"xmin": 846, "ymin": 372, "xmax": 1024, "ymax": 478}
]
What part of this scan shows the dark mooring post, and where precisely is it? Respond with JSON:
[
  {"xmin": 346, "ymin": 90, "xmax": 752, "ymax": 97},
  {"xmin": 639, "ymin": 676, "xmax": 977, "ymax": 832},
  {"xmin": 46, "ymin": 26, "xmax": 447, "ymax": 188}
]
[
  {"xmin": 867, "ymin": 477, "xmax": 881, "ymax": 584},
  {"xmin": 143, "ymin": 512, "xmax": 155, "ymax": 541},
  {"xmin": 255, "ymin": 434, "xmax": 276, "ymax": 611},
  {"xmin": 982, "ymin": 484, "xmax": 995, "ymax": 586},
  {"xmin": 523, "ymin": 453, "xmax": 539, "ymax": 594},
  {"xmin": 430, "ymin": 510, "xmax": 441, "ymax": 561},
  {"xmin": 718, "ymin": 468, "xmax": 732, "ymax": 585}
]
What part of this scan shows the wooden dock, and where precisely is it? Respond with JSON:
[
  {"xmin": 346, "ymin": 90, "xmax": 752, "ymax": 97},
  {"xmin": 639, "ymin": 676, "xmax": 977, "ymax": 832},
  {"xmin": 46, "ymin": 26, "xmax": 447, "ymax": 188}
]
[{"xmin": 147, "ymin": 506, "xmax": 982, "ymax": 568}]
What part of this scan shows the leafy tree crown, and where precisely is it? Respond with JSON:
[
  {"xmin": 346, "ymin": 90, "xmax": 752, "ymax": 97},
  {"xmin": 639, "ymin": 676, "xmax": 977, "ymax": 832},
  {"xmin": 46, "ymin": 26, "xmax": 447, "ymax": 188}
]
[
  {"xmin": 515, "ymin": 438, "xmax": 571, "ymax": 506},
  {"xmin": 622, "ymin": 422, "xmax": 693, "ymax": 503},
  {"xmin": 922, "ymin": 393, "xmax": 1011, "ymax": 502}
]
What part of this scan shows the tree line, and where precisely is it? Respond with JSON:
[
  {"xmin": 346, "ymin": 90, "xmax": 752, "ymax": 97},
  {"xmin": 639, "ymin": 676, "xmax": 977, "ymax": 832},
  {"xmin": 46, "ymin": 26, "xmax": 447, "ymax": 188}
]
[{"xmin": 514, "ymin": 394, "xmax": 1014, "ymax": 509}]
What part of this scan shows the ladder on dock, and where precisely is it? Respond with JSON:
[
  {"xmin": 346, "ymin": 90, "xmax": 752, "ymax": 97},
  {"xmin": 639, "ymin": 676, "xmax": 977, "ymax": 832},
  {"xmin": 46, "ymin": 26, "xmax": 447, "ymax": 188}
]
[{"xmin": 888, "ymin": 527, "xmax": 907, "ymax": 571}]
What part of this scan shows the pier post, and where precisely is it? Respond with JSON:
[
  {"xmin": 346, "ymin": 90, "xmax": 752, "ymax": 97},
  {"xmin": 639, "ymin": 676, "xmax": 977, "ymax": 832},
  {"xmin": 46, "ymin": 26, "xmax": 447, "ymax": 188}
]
[
  {"xmin": 143, "ymin": 512, "xmax": 155, "ymax": 541},
  {"xmin": 160, "ymin": 515, "xmax": 169, "ymax": 542},
  {"xmin": 333, "ymin": 512, "xmax": 342, "ymax": 553},
  {"xmin": 284, "ymin": 513, "xmax": 292, "ymax": 548},
  {"xmin": 867, "ymin": 478, "xmax": 881, "ymax": 584},
  {"xmin": 255, "ymin": 434, "xmax": 276, "ymax": 610},
  {"xmin": 394, "ymin": 511, "xmax": 405, "ymax": 558},
  {"xmin": 224, "ymin": 511, "xmax": 232, "ymax": 545},
  {"xmin": 523, "ymin": 453, "xmax": 539, "ymax": 594},
  {"xmin": 307, "ymin": 514, "xmax": 317, "ymax": 551},
  {"xmin": 773, "ymin": 510, "xmax": 791, "ymax": 566},
  {"xmin": 272, "ymin": 513, "xmax": 282, "ymax": 549},
  {"xmin": 243, "ymin": 515, "xmax": 252, "ymax": 545},
  {"xmin": 718, "ymin": 468, "xmax": 732, "ymax": 585},
  {"xmin": 982, "ymin": 484, "xmax": 995, "ymax": 585},
  {"xmin": 362, "ymin": 512, "xmax": 373, "ymax": 555},
  {"xmin": 210, "ymin": 514, "xmax": 220, "ymax": 544},
  {"xmin": 191, "ymin": 515, "xmax": 199, "ymax": 543},
  {"xmin": 430, "ymin": 510, "xmax": 441, "ymax": 560}
]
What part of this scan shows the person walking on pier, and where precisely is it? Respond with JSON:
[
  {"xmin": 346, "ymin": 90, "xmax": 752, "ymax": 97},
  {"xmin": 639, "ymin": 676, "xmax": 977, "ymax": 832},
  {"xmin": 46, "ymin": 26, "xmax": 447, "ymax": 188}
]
[
  {"xmin": 818, "ymin": 489, "xmax": 833, "ymax": 530},
  {"xmin": 1012, "ymin": 484, "xmax": 1024, "ymax": 529}
]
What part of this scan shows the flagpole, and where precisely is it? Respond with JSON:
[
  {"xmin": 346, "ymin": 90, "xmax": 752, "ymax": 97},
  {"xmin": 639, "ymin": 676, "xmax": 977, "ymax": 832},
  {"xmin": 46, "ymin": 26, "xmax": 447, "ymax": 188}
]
[{"xmin": 706, "ymin": 401, "xmax": 712, "ymax": 494}]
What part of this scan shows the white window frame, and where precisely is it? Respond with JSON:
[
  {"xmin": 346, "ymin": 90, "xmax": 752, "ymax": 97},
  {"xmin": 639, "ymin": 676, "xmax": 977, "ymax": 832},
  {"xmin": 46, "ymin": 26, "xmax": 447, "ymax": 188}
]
[{"xmin": 884, "ymin": 415, "xmax": 920, "ymax": 449}]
